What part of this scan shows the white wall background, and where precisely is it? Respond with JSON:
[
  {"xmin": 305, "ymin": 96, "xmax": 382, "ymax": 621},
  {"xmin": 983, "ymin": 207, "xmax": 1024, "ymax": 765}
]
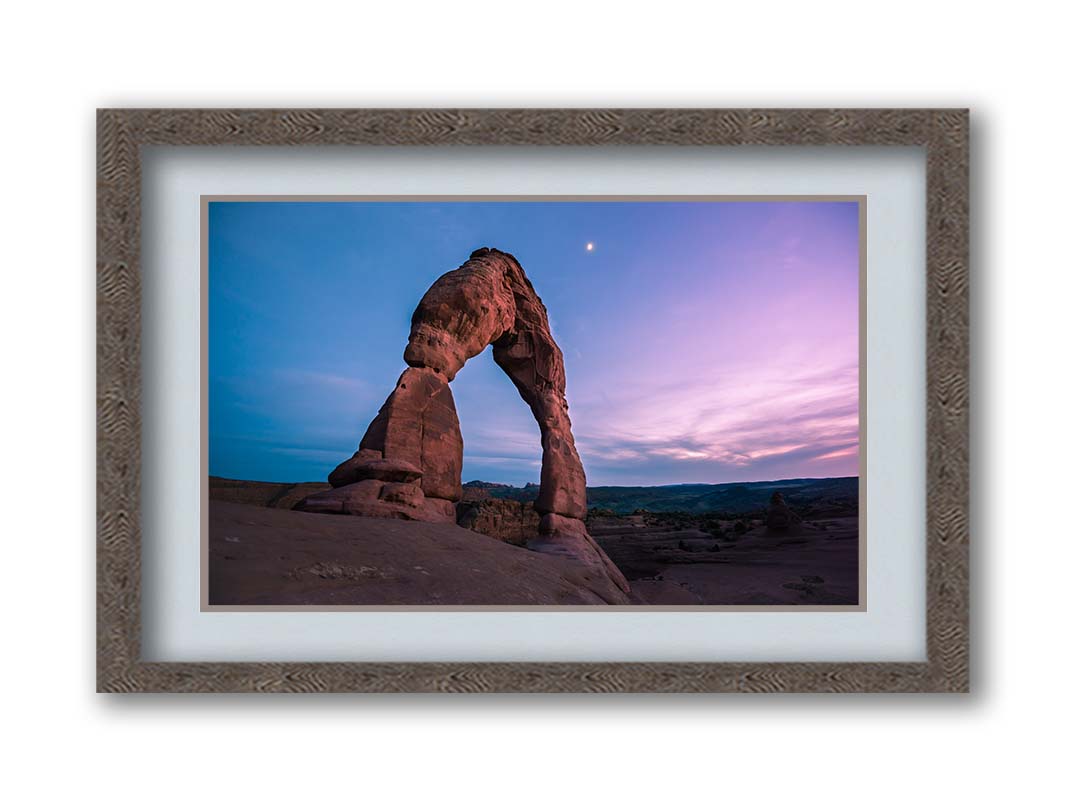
[{"xmin": 0, "ymin": 2, "xmax": 1059, "ymax": 798}]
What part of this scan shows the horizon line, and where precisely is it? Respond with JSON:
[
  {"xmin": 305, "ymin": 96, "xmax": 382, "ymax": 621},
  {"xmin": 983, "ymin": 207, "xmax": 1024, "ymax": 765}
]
[{"xmin": 210, "ymin": 474, "xmax": 860, "ymax": 489}]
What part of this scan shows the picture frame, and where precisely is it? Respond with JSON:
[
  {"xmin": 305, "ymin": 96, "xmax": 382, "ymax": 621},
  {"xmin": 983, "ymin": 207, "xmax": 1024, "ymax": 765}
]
[{"xmin": 97, "ymin": 108, "xmax": 968, "ymax": 692}]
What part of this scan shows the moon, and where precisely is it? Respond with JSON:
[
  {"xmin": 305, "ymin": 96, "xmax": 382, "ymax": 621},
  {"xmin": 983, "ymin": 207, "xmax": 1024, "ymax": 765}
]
[{"xmin": 585, "ymin": 242, "xmax": 595, "ymax": 252}]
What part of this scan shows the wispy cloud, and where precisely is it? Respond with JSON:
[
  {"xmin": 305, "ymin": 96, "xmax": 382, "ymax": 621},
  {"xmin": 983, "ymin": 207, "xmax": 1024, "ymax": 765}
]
[
  {"xmin": 571, "ymin": 359, "xmax": 858, "ymax": 483},
  {"xmin": 269, "ymin": 445, "xmax": 353, "ymax": 461},
  {"xmin": 274, "ymin": 369, "xmax": 373, "ymax": 397}
]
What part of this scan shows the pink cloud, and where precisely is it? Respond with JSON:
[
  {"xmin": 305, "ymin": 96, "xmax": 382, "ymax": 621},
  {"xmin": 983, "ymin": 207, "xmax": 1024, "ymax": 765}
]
[{"xmin": 570, "ymin": 357, "xmax": 859, "ymax": 482}]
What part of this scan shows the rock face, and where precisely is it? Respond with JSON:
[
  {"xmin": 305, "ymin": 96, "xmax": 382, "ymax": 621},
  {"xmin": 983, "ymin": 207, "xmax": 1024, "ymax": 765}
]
[
  {"xmin": 326, "ymin": 366, "xmax": 463, "ymax": 502},
  {"xmin": 456, "ymin": 498, "xmax": 540, "ymax": 545},
  {"xmin": 766, "ymin": 491, "xmax": 802, "ymax": 532},
  {"xmin": 297, "ymin": 247, "xmax": 629, "ymax": 595}
]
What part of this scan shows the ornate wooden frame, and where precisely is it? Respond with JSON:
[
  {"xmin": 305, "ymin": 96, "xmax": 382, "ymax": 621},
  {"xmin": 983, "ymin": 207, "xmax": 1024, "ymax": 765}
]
[{"xmin": 97, "ymin": 109, "xmax": 968, "ymax": 692}]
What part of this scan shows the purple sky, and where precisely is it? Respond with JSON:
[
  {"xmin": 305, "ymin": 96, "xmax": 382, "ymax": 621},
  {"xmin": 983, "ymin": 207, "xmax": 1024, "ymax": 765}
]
[{"xmin": 210, "ymin": 200, "xmax": 860, "ymax": 486}]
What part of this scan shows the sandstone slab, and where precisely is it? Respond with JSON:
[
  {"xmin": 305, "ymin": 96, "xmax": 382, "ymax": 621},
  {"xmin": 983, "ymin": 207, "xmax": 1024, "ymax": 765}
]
[
  {"xmin": 210, "ymin": 500, "xmax": 631, "ymax": 606},
  {"xmin": 525, "ymin": 513, "xmax": 631, "ymax": 599},
  {"xmin": 295, "ymin": 481, "xmax": 456, "ymax": 523}
]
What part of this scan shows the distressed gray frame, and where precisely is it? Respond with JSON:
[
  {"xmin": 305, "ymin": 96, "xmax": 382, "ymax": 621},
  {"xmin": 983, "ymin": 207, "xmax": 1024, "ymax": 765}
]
[{"xmin": 97, "ymin": 109, "xmax": 968, "ymax": 692}]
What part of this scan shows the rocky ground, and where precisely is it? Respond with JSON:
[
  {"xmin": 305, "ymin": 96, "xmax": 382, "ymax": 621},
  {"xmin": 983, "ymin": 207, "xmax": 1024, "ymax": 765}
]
[
  {"xmin": 591, "ymin": 517, "xmax": 860, "ymax": 605},
  {"xmin": 210, "ymin": 476, "xmax": 331, "ymax": 510},
  {"xmin": 209, "ymin": 500, "xmax": 631, "ymax": 605}
]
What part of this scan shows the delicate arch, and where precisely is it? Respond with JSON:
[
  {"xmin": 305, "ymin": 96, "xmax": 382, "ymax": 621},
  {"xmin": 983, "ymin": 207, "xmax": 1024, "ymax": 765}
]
[
  {"xmin": 403, "ymin": 248, "xmax": 587, "ymax": 520},
  {"xmin": 299, "ymin": 248, "xmax": 627, "ymax": 596}
]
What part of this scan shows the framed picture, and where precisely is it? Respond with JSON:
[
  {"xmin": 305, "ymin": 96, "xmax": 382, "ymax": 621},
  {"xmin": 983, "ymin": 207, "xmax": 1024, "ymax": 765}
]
[{"xmin": 97, "ymin": 108, "xmax": 968, "ymax": 692}]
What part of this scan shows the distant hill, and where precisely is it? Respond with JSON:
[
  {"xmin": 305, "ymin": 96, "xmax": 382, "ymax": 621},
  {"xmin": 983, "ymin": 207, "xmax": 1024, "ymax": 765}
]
[
  {"xmin": 462, "ymin": 480, "xmax": 514, "ymax": 490},
  {"xmin": 465, "ymin": 476, "xmax": 859, "ymax": 517}
]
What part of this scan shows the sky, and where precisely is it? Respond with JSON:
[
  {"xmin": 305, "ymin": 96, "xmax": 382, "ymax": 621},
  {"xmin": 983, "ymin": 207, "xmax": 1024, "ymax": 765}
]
[{"xmin": 209, "ymin": 200, "xmax": 860, "ymax": 487}]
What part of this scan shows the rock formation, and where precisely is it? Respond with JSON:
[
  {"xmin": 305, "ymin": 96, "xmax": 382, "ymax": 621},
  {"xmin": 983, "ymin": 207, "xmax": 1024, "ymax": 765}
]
[
  {"xmin": 765, "ymin": 491, "xmax": 802, "ymax": 532},
  {"xmin": 456, "ymin": 497, "xmax": 540, "ymax": 545},
  {"xmin": 296, "ymin": 248, "xmax": 629, "ymax": 595}
]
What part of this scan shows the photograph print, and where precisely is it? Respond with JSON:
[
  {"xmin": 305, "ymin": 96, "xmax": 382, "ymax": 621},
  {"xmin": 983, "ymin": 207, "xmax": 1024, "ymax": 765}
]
[{"xmin": 206, "ymin": 197, "xmax": 863, "ymax": 608}]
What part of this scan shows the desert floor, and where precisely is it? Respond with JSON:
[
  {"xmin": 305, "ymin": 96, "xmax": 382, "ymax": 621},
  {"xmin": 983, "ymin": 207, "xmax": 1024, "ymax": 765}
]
[{"xmin": 591, "ymin": 519, "xmax": 860, "ymax": 605}]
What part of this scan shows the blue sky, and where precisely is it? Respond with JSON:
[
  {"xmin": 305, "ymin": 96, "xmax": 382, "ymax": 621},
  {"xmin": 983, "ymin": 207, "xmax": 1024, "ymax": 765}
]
[{"xmin": 209, "ymin": 200, "xmax": 859, "ymax": 486}]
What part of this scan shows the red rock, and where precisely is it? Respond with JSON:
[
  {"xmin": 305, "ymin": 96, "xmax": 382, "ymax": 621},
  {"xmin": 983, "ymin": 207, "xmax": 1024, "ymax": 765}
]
[
  {"xmin": 403, "ymin": 249, "xmax": 518, "ymax": 380},
  {"xmin": 295, "ymin": 480, "xmax": 456, "ymax": 523},
  {"xmin": 379, "ymin": 482, "xmax": 424, "ymax": 507},
  {"xmin": 527, "ymin": 513, "xmax": 631, "ymax": 597},
  {"xmin": 418, "ymin": 497, "xmax": 459, "ymax": 524},
  {"xmin": 331, "ymin": 368, "xmax": 463, "ymax": 501},
  {"xmin": 330, "ymin": 451, "xmax": 422, "ymax": 486},
  {"xmin": 327, "ymin": 448, "xmax": 383, "ymax": 487}
]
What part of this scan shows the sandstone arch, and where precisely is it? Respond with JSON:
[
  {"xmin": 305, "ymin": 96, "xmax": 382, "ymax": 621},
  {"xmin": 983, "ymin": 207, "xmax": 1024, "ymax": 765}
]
[{"xmin": 298, "ymin": 248, "xmax": 628, "ymax": 595}]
